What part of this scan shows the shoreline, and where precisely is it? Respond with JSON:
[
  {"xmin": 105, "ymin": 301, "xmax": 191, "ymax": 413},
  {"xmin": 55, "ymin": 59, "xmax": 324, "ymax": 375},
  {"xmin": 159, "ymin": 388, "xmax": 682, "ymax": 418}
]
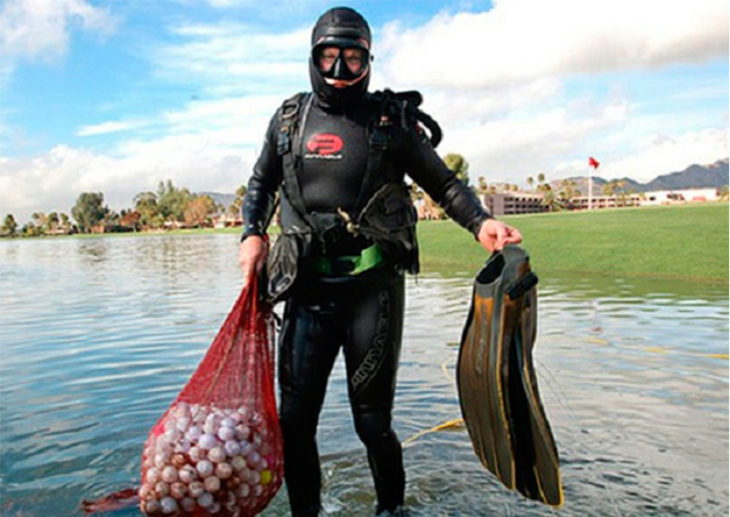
[{"xmin": 2, "ymin": 202, "xmax": 727, "ymax": 283}]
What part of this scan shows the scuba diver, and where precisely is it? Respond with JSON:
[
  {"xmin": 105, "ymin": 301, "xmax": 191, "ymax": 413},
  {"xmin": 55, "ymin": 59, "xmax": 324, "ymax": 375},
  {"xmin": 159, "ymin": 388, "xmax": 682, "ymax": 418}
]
[{"xmin": 238, "ymin": 6, "xmax": 522, "ymax": 516}]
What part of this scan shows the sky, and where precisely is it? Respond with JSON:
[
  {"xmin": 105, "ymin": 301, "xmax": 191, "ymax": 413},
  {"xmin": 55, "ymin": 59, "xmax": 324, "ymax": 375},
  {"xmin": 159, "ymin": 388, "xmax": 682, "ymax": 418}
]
[{"xmin": 0, "ymin": 0, "xmax": 727, "ymax": 224}]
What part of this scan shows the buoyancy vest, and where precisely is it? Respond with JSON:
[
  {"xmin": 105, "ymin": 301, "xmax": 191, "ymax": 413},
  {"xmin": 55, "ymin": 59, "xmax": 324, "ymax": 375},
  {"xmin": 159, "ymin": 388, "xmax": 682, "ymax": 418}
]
[{"xmin": 266, "ymin": 89, "xmax": 441, "ymax": 302}]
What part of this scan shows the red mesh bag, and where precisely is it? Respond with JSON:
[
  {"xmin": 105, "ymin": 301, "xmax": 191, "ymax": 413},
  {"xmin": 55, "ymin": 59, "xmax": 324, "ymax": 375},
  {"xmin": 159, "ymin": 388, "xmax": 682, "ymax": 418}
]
[{"xmin": 135, "ymin": 276, "xmax": 283, "ymax": 516}]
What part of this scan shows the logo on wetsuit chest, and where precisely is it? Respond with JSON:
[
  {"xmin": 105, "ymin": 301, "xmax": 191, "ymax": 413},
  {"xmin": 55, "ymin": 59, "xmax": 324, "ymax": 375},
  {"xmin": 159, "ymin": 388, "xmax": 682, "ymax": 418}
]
[{"xmin": 305, "ymin": 133, "xmax": 343, "ymax": 160}]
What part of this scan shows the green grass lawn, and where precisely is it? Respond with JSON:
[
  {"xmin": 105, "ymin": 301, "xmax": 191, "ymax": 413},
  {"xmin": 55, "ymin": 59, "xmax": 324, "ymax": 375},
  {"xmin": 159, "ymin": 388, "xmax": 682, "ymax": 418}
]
[{"xmin": 417, "ymin": 203, "xmax": 729, "ymax": 283}]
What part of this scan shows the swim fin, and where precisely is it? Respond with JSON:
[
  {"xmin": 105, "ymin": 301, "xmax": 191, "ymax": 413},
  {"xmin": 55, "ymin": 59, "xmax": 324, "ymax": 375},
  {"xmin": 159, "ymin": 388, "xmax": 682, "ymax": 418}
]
[{"xmin": 457, "ymin": 244, "xmax": 563, "ymax": 506}]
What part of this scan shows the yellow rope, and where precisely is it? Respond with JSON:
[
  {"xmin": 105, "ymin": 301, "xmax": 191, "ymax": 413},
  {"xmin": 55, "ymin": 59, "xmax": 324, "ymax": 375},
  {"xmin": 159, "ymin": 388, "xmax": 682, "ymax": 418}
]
[
  {"xmin": 441, "ymin": 358, "xmax": 455, "ymax": 383},
  {"xmin": 402, "ymin": 418, "xmax": 465, "ymax": 447},
  {"xmin": 644, "ymin": 346, "xmax": 728, "ymax": 359},
  {"xmin": 588, "ymin": 337, "xmax": 727, "ymax": 359},
  {"xmin": 401, "ymin": 357, "xmax": 465, "ymax": 447}
]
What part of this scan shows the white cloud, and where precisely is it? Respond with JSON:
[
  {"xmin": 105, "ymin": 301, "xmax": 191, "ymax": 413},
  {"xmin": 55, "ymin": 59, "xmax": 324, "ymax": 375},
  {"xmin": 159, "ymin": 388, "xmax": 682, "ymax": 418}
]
[
  {"xmin": 0, "ymin": 0, "xmax": 117, "ymax": 60},
  {"xmin": 159, "ymin": 94, "xmax": 282, "ymax": 138},
  {"xmin": 438, "ymin": 102, "xmax": 621, "ymax": 181},
  {"xmin": 589, "ymin": 128, "xmax": 728, "ymax": 182},
  {"xmin": 76, "ymin": 120, "xmax": 148, "ymax": 136},
  {"xmin": 369, "ymin": 0, "xmax": 728, "ymax": 186},
  {"xmin": 377, "ymin": 0, "xmax": 728, "ymax": 89},
  {"xmin": 449, "ymin": 122, "xmax": 727, "ymax": 186},
  {"xmin": 151, "ymin": 23, "xmax": 310, "ymax": 95}
]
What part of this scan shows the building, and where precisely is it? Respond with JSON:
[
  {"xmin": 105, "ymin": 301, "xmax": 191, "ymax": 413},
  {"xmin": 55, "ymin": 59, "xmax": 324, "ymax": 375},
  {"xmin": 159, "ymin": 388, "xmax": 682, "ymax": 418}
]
[
  {"xmin": 568, "ymin": 194, "xmax": 642, "ymax": 210},
  {"xmin": 641, "ymin": 188, "xmax": 719, "ymax": 205},
  {"xmin": 213, "ymin": 213, "xmax": 243, "ymax": 228},
  {"xmin": 479, "ymin": 193, "xmax": 547, "ymax": 216},
  {"xmin": 571, "ymin": 188, "xmax": 720, "ymax": 209},
  {"xmin": 464, "ymin": 186, "xmax": 721, "ymax": 218}
]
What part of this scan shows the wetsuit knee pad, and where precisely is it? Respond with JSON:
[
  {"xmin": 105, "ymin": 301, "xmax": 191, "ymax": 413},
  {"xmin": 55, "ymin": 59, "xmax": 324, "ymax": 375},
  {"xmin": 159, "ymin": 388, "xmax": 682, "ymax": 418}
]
[{"xmin": 353, "ymin": 410, "xmax": 393, "ymax": 445}]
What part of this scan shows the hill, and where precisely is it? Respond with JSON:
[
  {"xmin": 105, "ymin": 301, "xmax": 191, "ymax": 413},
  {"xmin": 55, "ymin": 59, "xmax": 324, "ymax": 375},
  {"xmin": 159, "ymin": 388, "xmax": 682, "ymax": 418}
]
[{"xmin": 646, "ymin": 158, "xmax": 728, "ymax": 190}]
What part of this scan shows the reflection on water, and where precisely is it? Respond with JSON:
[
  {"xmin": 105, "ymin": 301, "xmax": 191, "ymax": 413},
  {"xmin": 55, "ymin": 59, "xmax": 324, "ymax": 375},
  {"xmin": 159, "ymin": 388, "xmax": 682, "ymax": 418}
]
[{"xmin": 0, "ymin": 235, "xmax": 727, "ymax": 516}]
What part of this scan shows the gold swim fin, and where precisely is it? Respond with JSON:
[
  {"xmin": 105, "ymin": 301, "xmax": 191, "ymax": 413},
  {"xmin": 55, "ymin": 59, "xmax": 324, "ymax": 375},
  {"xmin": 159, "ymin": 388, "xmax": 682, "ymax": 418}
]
[{"xmin": 457, "ymin": 244, "xmax": 563, "ymax": 506}]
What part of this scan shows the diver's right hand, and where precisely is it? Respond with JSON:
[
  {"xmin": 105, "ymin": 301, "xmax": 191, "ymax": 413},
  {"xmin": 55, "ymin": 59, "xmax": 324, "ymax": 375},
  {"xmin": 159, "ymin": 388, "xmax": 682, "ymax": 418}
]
[{"xmin": 238, "ymin": 235, "xmax": 268, "ymax": 286}]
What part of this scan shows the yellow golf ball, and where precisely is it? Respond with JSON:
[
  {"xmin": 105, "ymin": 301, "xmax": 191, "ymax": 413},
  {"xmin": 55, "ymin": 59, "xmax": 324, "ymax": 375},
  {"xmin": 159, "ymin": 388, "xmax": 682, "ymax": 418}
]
[{"xmin": 260, "ymin": 469, "xmax": 272, "ymax": 485}]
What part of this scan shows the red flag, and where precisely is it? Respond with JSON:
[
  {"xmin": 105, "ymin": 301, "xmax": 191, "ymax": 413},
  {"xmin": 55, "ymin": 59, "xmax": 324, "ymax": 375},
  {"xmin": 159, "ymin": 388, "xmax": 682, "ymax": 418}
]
[{"xmin": 589, "ymin": 156, "xmax": 600, "ymax": 169}]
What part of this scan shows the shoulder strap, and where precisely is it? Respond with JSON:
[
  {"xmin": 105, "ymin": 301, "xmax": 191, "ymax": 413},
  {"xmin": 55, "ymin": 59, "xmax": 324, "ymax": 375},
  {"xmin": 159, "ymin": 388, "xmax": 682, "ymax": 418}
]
[
  {"xmin": 277, "ymin": 92, "xmax": 315, "ymax": 228},
  {"xmin": 352, "ymin": 94, "xmax": 391, "ymax": 214}
]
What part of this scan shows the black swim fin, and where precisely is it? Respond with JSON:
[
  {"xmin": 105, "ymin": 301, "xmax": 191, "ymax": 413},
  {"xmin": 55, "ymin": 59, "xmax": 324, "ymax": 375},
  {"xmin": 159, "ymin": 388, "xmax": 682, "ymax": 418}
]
[{"xmin": 456, "ymin": 244, "xmax": 563, "ymax": 507}]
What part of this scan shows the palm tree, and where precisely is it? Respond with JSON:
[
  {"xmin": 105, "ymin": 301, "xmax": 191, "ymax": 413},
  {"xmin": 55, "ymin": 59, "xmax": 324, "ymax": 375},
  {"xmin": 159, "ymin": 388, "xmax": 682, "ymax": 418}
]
[
  {"xmin": 526, "ymin": 176, "xmax": 534, "ymax": 189},
  {"xmin": 539, "ymin": 184, "xmax": 564, "ymax": 212},
  {"xmin": 46, "ymin": 212, "xmax": 59, "ymax": 232},
  {"xmin": 2, "ymin": 214, "xmax": 18, "ymax": 237},
  {"xmin": 31, "ymin": 212, "xmax": 47, "ymax": 232},
  {"xmin": 616, "ymin": 180, "xmax": 628, "ymax": 206},
  {"xmin": 229, "ymin": 185, "xmax": 248, "ymax": 216},
  {"xmin": 602, "ymin": 182, "xmax": 616, "ymax": 197},
  {"xmin": 60, "ymin": 213, "xmax": 72, "ymax": 233},
  {"xmin": 443, "ymin": 153, "xmax": 470, "ymax": 186},
  {"xmin": 477, "ymin": 176, "xmax": 488, "ymax": 194}
]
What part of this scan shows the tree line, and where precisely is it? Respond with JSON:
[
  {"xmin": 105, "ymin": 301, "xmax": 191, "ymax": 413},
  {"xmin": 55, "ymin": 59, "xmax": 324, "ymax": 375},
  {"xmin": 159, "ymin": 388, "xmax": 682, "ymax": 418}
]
[
  {"xmin": 1, "ymin": 180, "xmax": 247, "ymax": 238},
  {"xmin": 3, "ymin": 153, "xmax": 654, "ymax": 238}
]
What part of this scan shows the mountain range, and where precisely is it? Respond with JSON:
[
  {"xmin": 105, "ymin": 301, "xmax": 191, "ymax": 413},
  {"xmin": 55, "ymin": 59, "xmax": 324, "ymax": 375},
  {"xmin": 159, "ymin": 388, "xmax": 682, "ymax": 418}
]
[{"xmin": 558, "ymin": 158, "xmax": 729, "ymax": 195}]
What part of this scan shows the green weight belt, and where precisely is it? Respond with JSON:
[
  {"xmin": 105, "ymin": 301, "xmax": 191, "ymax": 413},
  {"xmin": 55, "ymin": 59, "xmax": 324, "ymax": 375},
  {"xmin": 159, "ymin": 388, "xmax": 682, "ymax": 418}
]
[{"xmin": 309, "ymin": 243, "xmax": 384, "ymax": 276}]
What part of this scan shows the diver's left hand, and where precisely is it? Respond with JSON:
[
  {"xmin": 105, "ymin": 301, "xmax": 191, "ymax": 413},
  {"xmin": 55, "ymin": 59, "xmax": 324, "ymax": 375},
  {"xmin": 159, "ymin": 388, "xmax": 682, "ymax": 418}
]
[{"xmin": 477, "ymin": 218, "xmax": 522, "ymax": 253}]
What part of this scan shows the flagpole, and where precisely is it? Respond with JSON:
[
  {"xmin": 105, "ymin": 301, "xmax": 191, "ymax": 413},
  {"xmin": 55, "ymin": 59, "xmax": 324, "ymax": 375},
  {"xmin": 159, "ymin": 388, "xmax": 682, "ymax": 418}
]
[
  {"xmin": 588, "ymin": 173, "xmax": 592, "ymax": 210},
  {"xmin": 587, "ymin": 157, "xmax": 599, "ymax": 211}
]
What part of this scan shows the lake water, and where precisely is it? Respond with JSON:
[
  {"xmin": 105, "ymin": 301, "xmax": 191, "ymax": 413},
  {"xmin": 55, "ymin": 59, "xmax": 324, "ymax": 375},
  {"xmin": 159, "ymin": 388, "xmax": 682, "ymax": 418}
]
[{"xmin": 1, "ymin": 234, "xmax": 727, "ymax": 516}]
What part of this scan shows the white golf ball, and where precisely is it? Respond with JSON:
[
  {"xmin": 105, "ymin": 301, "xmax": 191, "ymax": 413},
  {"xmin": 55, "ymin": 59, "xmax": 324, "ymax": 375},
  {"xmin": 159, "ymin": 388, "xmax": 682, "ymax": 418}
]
[
  {"xmin": 197, "ymin": 492, "xmax": 214, "ymax": 508},
  {"xmin": 160, "ymin": 496, "xmax": 177, "ymax": 514},
  {"xmin": 218, "ymin": 426, "xmax": 235, "ymax": 442},
  {"xmin": 161, "ymin": 466, "xmax": 178, "ymax": 483},
  {"xmin": 188, "ymin": 446, "xmax": 203, "ymax": 462},
  {"xmin": 208, "ymin": 446, "xmax": 226, "ymax": 463},
  {"xmin": 198, "ymin": 433, "xmax": 218, "ymax": 450},
  {"xmin": 224, "ymin": 440, "xmax": 241, "ymax": 456},
  {"xmin": 215, "ymin": 462, "xmax": 233, "ymax": 480},
  {"xmin": 204, "ymin": 475, "xmax": 221, "ymax": 493},
  {"xmin": 179, "ymin": 464, "xmax": 197, "ymax": 484},
  {"xmin": 196, "ymin": 459, "xmax": 214, "ymax": 478},
  {"xmin": 188, "ymin": 481, "xmax": 204, "ymax": 498}
]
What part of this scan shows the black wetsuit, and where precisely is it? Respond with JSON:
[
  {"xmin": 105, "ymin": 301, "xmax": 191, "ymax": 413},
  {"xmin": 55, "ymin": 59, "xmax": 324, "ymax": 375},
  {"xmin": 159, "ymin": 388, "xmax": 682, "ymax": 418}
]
[{"xmin": 243, "ymin": 94, "xmax": 490, "ymax": 516}]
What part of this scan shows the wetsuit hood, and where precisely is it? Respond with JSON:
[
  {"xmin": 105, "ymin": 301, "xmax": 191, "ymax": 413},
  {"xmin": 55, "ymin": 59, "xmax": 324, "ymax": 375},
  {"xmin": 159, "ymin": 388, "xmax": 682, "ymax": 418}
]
[{"xmin": 309, "ymin": 6, "xmax": 371, "ymax": 109}]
